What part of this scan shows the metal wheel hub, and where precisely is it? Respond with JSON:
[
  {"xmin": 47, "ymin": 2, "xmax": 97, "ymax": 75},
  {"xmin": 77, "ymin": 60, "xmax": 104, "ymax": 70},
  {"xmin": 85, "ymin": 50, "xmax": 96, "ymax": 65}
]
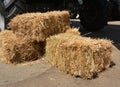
[{"xmin": 0, "ymin": 13, "xmax": 5, "ymax": 31}]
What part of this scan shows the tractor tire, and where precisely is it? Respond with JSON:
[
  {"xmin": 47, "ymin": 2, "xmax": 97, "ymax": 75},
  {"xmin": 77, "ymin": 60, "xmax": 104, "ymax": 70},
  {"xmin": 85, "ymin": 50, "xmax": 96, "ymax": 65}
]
[
  {"xmin": 66, "ymin": 1, "xmax": 79, "ymax": 19},
  {"xmin": 79, "ymin": 0, "xmax": 107, "ymax": 31},
  {"xmin": 0, "ymin": 0, "xmax": 25, "ymax": 30}
]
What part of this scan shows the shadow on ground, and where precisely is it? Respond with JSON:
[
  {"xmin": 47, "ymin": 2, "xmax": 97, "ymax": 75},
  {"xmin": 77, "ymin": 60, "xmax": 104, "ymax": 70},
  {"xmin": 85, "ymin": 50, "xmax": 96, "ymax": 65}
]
[{"xmin": 71, "ymin": 20, "xmax": 120, "ymax": 50}]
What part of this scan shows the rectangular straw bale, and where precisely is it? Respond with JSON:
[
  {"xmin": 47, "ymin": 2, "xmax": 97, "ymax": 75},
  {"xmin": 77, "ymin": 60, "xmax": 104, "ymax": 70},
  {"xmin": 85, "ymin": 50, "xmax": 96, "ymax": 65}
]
[
  {"xmin": 9, "ymin": 11, "xmax": 70, "ymax": 42},
  {"xmin": 0, "ymin": 30, "xmax": 45, "ymax": 64},
  {"xmin": 45, "ymin": 33, "xmax": 112, "ymax": 79},
  {"xmin": 65, "ymin": 28, "xmax": 80, "ymax": 35}
]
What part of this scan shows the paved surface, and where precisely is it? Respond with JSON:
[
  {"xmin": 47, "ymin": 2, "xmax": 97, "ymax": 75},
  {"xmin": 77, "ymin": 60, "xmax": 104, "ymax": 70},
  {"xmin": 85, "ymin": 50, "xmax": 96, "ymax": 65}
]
[{"xmin": 0, "ymin": 20, "xmax": 120, "ymax": 87}]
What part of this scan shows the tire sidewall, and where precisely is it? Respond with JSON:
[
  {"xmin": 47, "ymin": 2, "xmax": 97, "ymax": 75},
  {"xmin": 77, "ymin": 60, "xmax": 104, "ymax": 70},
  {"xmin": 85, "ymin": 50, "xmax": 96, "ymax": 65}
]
[
  {"xmin": 0, "ymin": 0, "xmax": 25, "ymax": 30},
  {"xmin": 79, "ymin": 0, "xmax": 107, "ymax": 31}
]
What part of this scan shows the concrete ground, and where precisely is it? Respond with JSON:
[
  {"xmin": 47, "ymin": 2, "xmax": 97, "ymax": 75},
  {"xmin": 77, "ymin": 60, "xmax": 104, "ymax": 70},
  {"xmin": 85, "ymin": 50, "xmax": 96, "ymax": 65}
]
[{"xmin": 0, "ymin": 20, "xmax": 120, "ymax": 87}]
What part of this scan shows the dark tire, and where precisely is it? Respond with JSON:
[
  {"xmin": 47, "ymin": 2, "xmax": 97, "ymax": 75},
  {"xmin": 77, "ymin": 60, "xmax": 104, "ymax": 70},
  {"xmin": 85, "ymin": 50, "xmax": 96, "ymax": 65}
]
[
  {"xmin": 79, "ymin": 0, "xmax": 107, "ymax": 31},
  {"xmin": 109, "ymin": 0, "xmax": 120, "ymax": 20},
  {"xmin": 0, "ymin": 0, "xmax": 25, "ymax": 30},
  {"xmin": 66, "ymin": 1, "xmax": 79, "ymax": 19}
]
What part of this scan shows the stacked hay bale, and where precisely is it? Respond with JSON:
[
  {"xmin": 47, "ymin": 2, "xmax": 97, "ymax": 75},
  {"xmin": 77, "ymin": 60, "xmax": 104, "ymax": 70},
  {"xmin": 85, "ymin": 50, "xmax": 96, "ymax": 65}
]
[
  {"xmin": 9, "ymin": 11, "xmax": 70, "ymax": 42},
  {"xmin": 45, "ymin": 32, "xmax": 112, "ymax": 79},
  {"xmin": 65, "ymin": 28, "xmax": 80, "ymax": 35},
  {"xmin": 0, "ymin": 11, "xmax": 70, "ymax": 64},
  {"xmin": 0, "ymin": 30, "xmax": 44, "ymax": 64}
]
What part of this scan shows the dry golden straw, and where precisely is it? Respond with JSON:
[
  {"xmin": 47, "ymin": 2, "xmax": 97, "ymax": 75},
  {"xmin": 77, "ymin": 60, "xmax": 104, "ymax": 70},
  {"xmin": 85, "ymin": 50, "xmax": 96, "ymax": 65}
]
[
  {"xmin": 45, "ymin": 32, "xmax": 112, "ymax": 79},
  {"xmin": 9, "ymin": 11, "xmax": 70, "ymax": 42},
  {"xmin": 0, "ymin": 11, "xmax": 71, "ymax": 64},
  {"xmin": 0, "ymin": 30, "xmax": 44, "ymax": 64},
  {"xmin": 65, "ymin": 28, "xmax": 80, "ymax": 35}
]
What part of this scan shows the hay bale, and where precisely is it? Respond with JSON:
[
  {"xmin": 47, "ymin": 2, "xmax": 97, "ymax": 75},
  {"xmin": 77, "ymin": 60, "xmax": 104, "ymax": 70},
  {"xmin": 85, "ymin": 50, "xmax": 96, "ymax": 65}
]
[
  {"xmin": 65, "ymin": 28, "xmax": 80, "ymax": 35},
  {"xmin": 9, "ymin": 11, "xmax": 70, "ymax": 42},
  {"xmin": 45, "ymin": 33, "xmax": 112, "ymax": 79},
  {"xmin": 0, "ymin": 30, "xmax": 44, "ymax": 64}
]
